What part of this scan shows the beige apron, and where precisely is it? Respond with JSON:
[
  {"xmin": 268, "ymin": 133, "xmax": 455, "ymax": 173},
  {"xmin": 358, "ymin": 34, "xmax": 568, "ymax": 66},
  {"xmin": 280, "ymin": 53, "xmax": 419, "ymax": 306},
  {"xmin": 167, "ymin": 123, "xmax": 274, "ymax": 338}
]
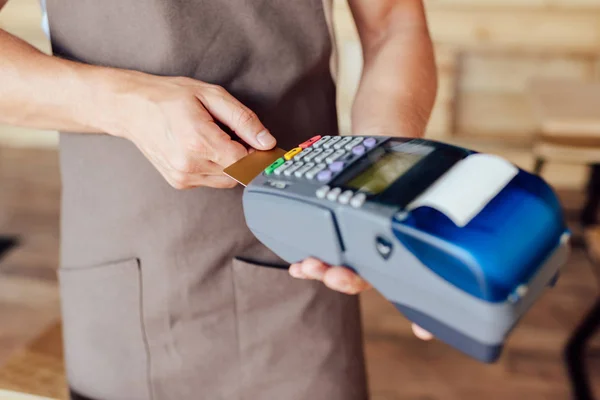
[{"xmin": 46, "ymin": 1, "xmax": 368, "ymax": 399}]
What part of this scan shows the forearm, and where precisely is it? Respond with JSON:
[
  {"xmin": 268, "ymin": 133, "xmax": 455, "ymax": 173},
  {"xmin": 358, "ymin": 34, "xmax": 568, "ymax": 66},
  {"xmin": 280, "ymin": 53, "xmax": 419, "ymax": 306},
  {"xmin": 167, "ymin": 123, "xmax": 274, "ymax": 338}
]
[
  {"xmin": 349, "ymin": 1, "xmax": 437, "ymax": 138},
  {"xmin": 0, "ymin": 29, "xmax": 124, "ymax": 134}
]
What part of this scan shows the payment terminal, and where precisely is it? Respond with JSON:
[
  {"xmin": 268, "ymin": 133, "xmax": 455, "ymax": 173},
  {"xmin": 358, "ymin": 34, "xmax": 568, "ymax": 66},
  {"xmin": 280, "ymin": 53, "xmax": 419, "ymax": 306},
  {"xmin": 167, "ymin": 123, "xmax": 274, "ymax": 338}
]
[{"xmin": 224, "ymin": 135, "xmax": 571, "ymax": 363}]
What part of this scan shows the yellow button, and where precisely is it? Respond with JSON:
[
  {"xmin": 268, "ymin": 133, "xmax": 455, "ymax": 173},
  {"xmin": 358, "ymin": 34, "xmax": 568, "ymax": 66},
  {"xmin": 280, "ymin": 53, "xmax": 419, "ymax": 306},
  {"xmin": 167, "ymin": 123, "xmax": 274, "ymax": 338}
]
[{"xmin": 284, "ymin": 147, "xmax": 303, "ymax": 161}]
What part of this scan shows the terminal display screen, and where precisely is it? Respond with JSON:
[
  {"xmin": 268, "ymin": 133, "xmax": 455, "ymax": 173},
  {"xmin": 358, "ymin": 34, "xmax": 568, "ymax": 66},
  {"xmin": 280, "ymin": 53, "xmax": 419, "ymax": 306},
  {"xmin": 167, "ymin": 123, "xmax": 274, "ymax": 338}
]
[{"xmin": 345, "ymin": 151, "xmax": 425, "ymax": 194}]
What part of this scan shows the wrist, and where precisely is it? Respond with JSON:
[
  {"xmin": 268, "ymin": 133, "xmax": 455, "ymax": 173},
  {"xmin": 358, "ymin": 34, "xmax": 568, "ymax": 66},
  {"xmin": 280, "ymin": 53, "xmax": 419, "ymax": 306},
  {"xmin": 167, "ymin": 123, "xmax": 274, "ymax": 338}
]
[
  {"xmin": 350, "ymin": 95, "xmax": 431, "ymax": 139},
  {"xmin": 77, "ymin": 66, "xmax": 135, "ymax": 138},
  {"xmin": 71, "ymin": 64, "xmax": 151, "ymax": 139}
]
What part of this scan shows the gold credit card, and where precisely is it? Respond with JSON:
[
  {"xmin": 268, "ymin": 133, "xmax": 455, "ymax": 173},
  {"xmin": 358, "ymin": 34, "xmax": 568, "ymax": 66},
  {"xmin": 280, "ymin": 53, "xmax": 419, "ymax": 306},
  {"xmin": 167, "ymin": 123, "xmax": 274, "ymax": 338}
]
[{"xmin": 224, "ymin": 147, "xmax": 287, "ymax": 186}]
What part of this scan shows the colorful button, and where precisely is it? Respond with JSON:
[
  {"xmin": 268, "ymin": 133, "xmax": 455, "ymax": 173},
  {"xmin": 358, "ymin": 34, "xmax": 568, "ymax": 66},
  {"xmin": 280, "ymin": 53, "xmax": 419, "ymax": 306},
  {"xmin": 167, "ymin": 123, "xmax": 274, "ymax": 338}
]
[
  {"xmin": 299, "ymin": 135, "xmax": 322, "ymax": 149},
  {"xmin": 264, "ymin": 158, "xmax": 285, "ymax": 175},
  {"xmin": 317, "ymin": 170, "xmax": 333, "ymax": 182},
  {"xmin": 352, "ymin": 145, "xmax": 366, "ymax": 156},
  {"xmin": 284, "ymin": 147, "xmax": 303, "ymax": 161},
  {"xmin": 329, "ymin": 161, "xmax": 345, "ymax": 172},
  {"xmin": 364, "ymin": 138, "xmax": 377, "ymax": 148}
]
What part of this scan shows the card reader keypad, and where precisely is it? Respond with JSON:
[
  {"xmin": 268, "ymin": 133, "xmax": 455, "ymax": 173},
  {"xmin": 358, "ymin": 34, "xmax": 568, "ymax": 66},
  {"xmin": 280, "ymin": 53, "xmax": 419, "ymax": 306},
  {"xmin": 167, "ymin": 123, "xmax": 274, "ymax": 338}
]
[
  {"xmin": 283, "ymin": 162, "xmax": 304, "ymax": 177},
  {"xmin": 316, "ymin": 185, "xmax": 367, "ymax": 208},
  {"xmin": 303, "ymin": 149, "xmax": 322, "ymax": 163},
  {"xmin": 274, "ymin": 160, "xmax": 294, "ymax": 176},
  {"xmin": 326, "ymin": 149, "xmax": 346, "ymax": 164},
  {"xmin": 294, "ymin": 147, "xmax": 313, "ymax": 161},
  {"xmin": 265, "ymin": 134, "xmax": 378, "ymax": 180},
  {"xmin": 294, "ymin": 162, "xmax": 316, "ymax": 178},
  {"xmin": 263, "ymin": 134, "xmax": 381, "ymax": 207},
  {"xmin": 345, "ymin": 137, "xmax": 363, "ymax": 151},
  {"xmin": 305, "ymin": 163, "xmax": 327, "ymax": 180},
  {"xmin": 323, "ymin": 136, "xmax": 341, "ymax": 149},
  {"xmin": 314, "ymin": 149, "xmax": 334, "ymax": 163}
]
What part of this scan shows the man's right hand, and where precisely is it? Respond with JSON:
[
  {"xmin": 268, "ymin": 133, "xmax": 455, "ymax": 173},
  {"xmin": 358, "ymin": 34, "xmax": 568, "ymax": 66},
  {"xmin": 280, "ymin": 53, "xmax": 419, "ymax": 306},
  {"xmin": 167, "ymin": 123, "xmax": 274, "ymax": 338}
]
[
  {"xmin": 0, "ymin": 25, "xmax": 275, "ymax": 190},
  {"xmin": 109, "ymin": 72, "xmax": 276, "ymax": 190}
]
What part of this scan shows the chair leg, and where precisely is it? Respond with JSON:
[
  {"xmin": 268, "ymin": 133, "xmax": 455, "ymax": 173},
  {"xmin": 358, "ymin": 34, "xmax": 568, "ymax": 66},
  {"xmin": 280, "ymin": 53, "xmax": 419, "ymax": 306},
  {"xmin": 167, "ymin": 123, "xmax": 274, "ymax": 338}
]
[
  {"xmin": 564, "ymin": 297, "xmax": 600, "ymax": 400},
  {"xmin": 581, "ymin": 164, "xmax": 600, "ymax": 227},
  {"xmin": 533, "ymin": 157, "xmax": 546, "ymax": 175},
  {"xmin": 0, "ymin": 236, "xmax": 18, "ymax": 262}
]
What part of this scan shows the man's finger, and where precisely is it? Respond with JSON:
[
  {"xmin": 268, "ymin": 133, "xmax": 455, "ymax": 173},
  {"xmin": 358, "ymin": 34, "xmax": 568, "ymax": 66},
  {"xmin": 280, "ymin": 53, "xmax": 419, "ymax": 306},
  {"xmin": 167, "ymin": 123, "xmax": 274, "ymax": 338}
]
[
  {"xmin": 289, "ymin": 259, "xmax": 371, "ymax": 294},
  {"xmin": 200, "ymin": 175, "xmax": 239, "ymax": 189},
  {"xmin": 289, "ymin": 263, "xmax": 310, "ymax": 279},
  {"xmin": 299, "ymin": 257, "xmax": 329, "ymax": 280},
  {"xmin": 164, "ymin": 167, "xmax": 240, "ymax": 190},
  {"xmin": 195, "ymin": 120, "xmax": 250, "ymax": 168},
  {"xmin": 322, "ymin": 266, "xmax": 371, "ymax": 295},
  {"xmin": 412, "ymin": 324, "xmax": 434, "ymax": 341},
  {"xmin": 196, "ymin": 85, "xmax": 276, "ymax": 150}
]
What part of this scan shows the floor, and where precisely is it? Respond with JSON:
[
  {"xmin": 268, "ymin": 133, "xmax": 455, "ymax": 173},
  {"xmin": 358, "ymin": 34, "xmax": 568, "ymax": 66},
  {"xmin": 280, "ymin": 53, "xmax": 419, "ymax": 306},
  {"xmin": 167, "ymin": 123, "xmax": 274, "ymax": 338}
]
[{"xmin": 0, "ymin": 146, "xmax": 600, "ymax": 400}]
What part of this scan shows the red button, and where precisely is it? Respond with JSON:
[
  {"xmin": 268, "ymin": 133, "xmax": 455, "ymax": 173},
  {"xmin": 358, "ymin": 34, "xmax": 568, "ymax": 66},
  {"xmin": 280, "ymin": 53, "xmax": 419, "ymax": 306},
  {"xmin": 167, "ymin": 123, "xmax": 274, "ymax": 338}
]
[{"xmin": 299, "ymin": 135, "xmax": 322, "ymax": 149}]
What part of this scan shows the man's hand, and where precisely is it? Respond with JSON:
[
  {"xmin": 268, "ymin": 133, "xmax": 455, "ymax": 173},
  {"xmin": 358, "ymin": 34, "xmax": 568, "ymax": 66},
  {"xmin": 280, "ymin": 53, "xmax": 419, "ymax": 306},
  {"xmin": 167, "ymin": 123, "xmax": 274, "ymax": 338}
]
[
  {"xmin": 288, "ymin": 0, "xmax": 437, "ymax": 341},
  {"xmin": 347, "ymin": 0, "xmax": 437, "ymax": 138},
  {"xmin": 0, "ymin": 28, "xmax": 276, "ymax": 191},
  {"xmin": 289, "ymin": 257, "xmax": 434, "ymax": 340},
  {"xmin": 289, "ymin": 257, "xmax": 371, "ymax": 295},
  {"xmin": 110, "ymin": 72, "xmax": 276, "ymax": 189}
]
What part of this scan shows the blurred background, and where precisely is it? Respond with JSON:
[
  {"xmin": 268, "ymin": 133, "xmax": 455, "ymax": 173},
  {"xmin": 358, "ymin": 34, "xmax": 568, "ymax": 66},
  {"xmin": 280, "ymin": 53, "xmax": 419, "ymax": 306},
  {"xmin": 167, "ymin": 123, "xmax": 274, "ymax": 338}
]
[{"xmin": 1, "ymin": 0, "xmax": 600, "ymax": 399}]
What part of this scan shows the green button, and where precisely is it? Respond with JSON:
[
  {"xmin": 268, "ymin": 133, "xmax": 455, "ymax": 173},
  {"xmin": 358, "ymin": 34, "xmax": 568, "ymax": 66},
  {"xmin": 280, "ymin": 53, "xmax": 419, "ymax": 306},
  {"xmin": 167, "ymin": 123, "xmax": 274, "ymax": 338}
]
[{"xmin": 264, "ymin": 158, "xmax": 285, "ymax": 175}]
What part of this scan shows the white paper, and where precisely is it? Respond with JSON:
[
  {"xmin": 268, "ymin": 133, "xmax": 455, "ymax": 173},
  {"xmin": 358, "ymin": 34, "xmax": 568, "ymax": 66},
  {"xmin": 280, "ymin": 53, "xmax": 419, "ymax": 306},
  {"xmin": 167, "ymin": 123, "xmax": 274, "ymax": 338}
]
[{"xmin": 406, "ymin": 153, "xmax": 519, "ymax": 227}]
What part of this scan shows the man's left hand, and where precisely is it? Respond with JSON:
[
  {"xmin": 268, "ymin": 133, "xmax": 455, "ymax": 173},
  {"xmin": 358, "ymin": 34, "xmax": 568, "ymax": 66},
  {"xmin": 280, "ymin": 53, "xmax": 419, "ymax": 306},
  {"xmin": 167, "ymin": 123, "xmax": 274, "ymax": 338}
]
[
  {"xmin": 289, "ymin": 257, "xmax": 371, "ymax": 295},
  {"xmin": 289, "ymin": 257, "xmax": 434, "ymax": 341}
]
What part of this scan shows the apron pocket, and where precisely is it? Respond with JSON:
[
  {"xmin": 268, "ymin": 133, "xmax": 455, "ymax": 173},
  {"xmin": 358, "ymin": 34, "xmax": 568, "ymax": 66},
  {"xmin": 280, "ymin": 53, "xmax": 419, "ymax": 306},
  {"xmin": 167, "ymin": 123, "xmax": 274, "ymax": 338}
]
[
  {"xmin": 231, "ymin": 256, "xmax": 292, "ymax": 311},
  {"xmin": 58, "ymin": 258, "xmax": 152, "ymax": 400},
  {"xmin": 230, "ymin": 257, "xmax": 366, "ymax": 399}
]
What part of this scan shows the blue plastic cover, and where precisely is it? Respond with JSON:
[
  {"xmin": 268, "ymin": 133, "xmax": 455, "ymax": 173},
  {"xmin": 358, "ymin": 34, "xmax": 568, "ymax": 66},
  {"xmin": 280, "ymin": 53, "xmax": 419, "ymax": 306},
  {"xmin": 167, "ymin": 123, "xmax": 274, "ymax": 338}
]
[{"xmin": 392, "ymin": 170, "xmax": 567, "ymax": 303}]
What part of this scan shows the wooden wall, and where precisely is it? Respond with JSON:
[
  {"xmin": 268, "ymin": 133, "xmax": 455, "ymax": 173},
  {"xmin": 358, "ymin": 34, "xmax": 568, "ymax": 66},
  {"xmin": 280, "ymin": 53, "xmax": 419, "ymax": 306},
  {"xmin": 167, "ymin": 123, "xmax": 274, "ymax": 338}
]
[
  {"xmin": 1, "ymin": 0, "xmax": 598, "ymax": 187},
  {"xmin": 0, "ymin": 0, "xmax": 55, "ymax": 148},
  {"xmin": 333, "ymin": 0, "xmax": 600, "ymax": 188}
]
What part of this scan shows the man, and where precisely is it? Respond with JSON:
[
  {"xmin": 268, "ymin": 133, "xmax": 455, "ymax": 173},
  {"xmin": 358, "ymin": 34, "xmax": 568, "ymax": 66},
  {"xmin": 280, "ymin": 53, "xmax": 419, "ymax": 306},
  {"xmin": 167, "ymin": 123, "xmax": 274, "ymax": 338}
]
[{"xmin": 0, "ymin": 0, "xmax": 436, "ymax": 399}]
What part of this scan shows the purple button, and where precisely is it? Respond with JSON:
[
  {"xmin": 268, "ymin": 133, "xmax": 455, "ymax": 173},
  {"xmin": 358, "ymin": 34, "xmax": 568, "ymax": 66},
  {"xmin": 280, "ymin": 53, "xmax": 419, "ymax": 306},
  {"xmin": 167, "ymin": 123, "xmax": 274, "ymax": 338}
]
[
  {"xmin": 317, "ymin": 170, "xmax": 333, "ymax": 182},
  {"xmin": 329, "ymin": 161, "xmax": 345, "ymax": 172},
  {"xmin": 364, "ymin": 138, "xmax": 377, "ymax": 148},
  {"xmin": 352, "ymin": 145, "xmax": 366, "ymax": 156}
]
